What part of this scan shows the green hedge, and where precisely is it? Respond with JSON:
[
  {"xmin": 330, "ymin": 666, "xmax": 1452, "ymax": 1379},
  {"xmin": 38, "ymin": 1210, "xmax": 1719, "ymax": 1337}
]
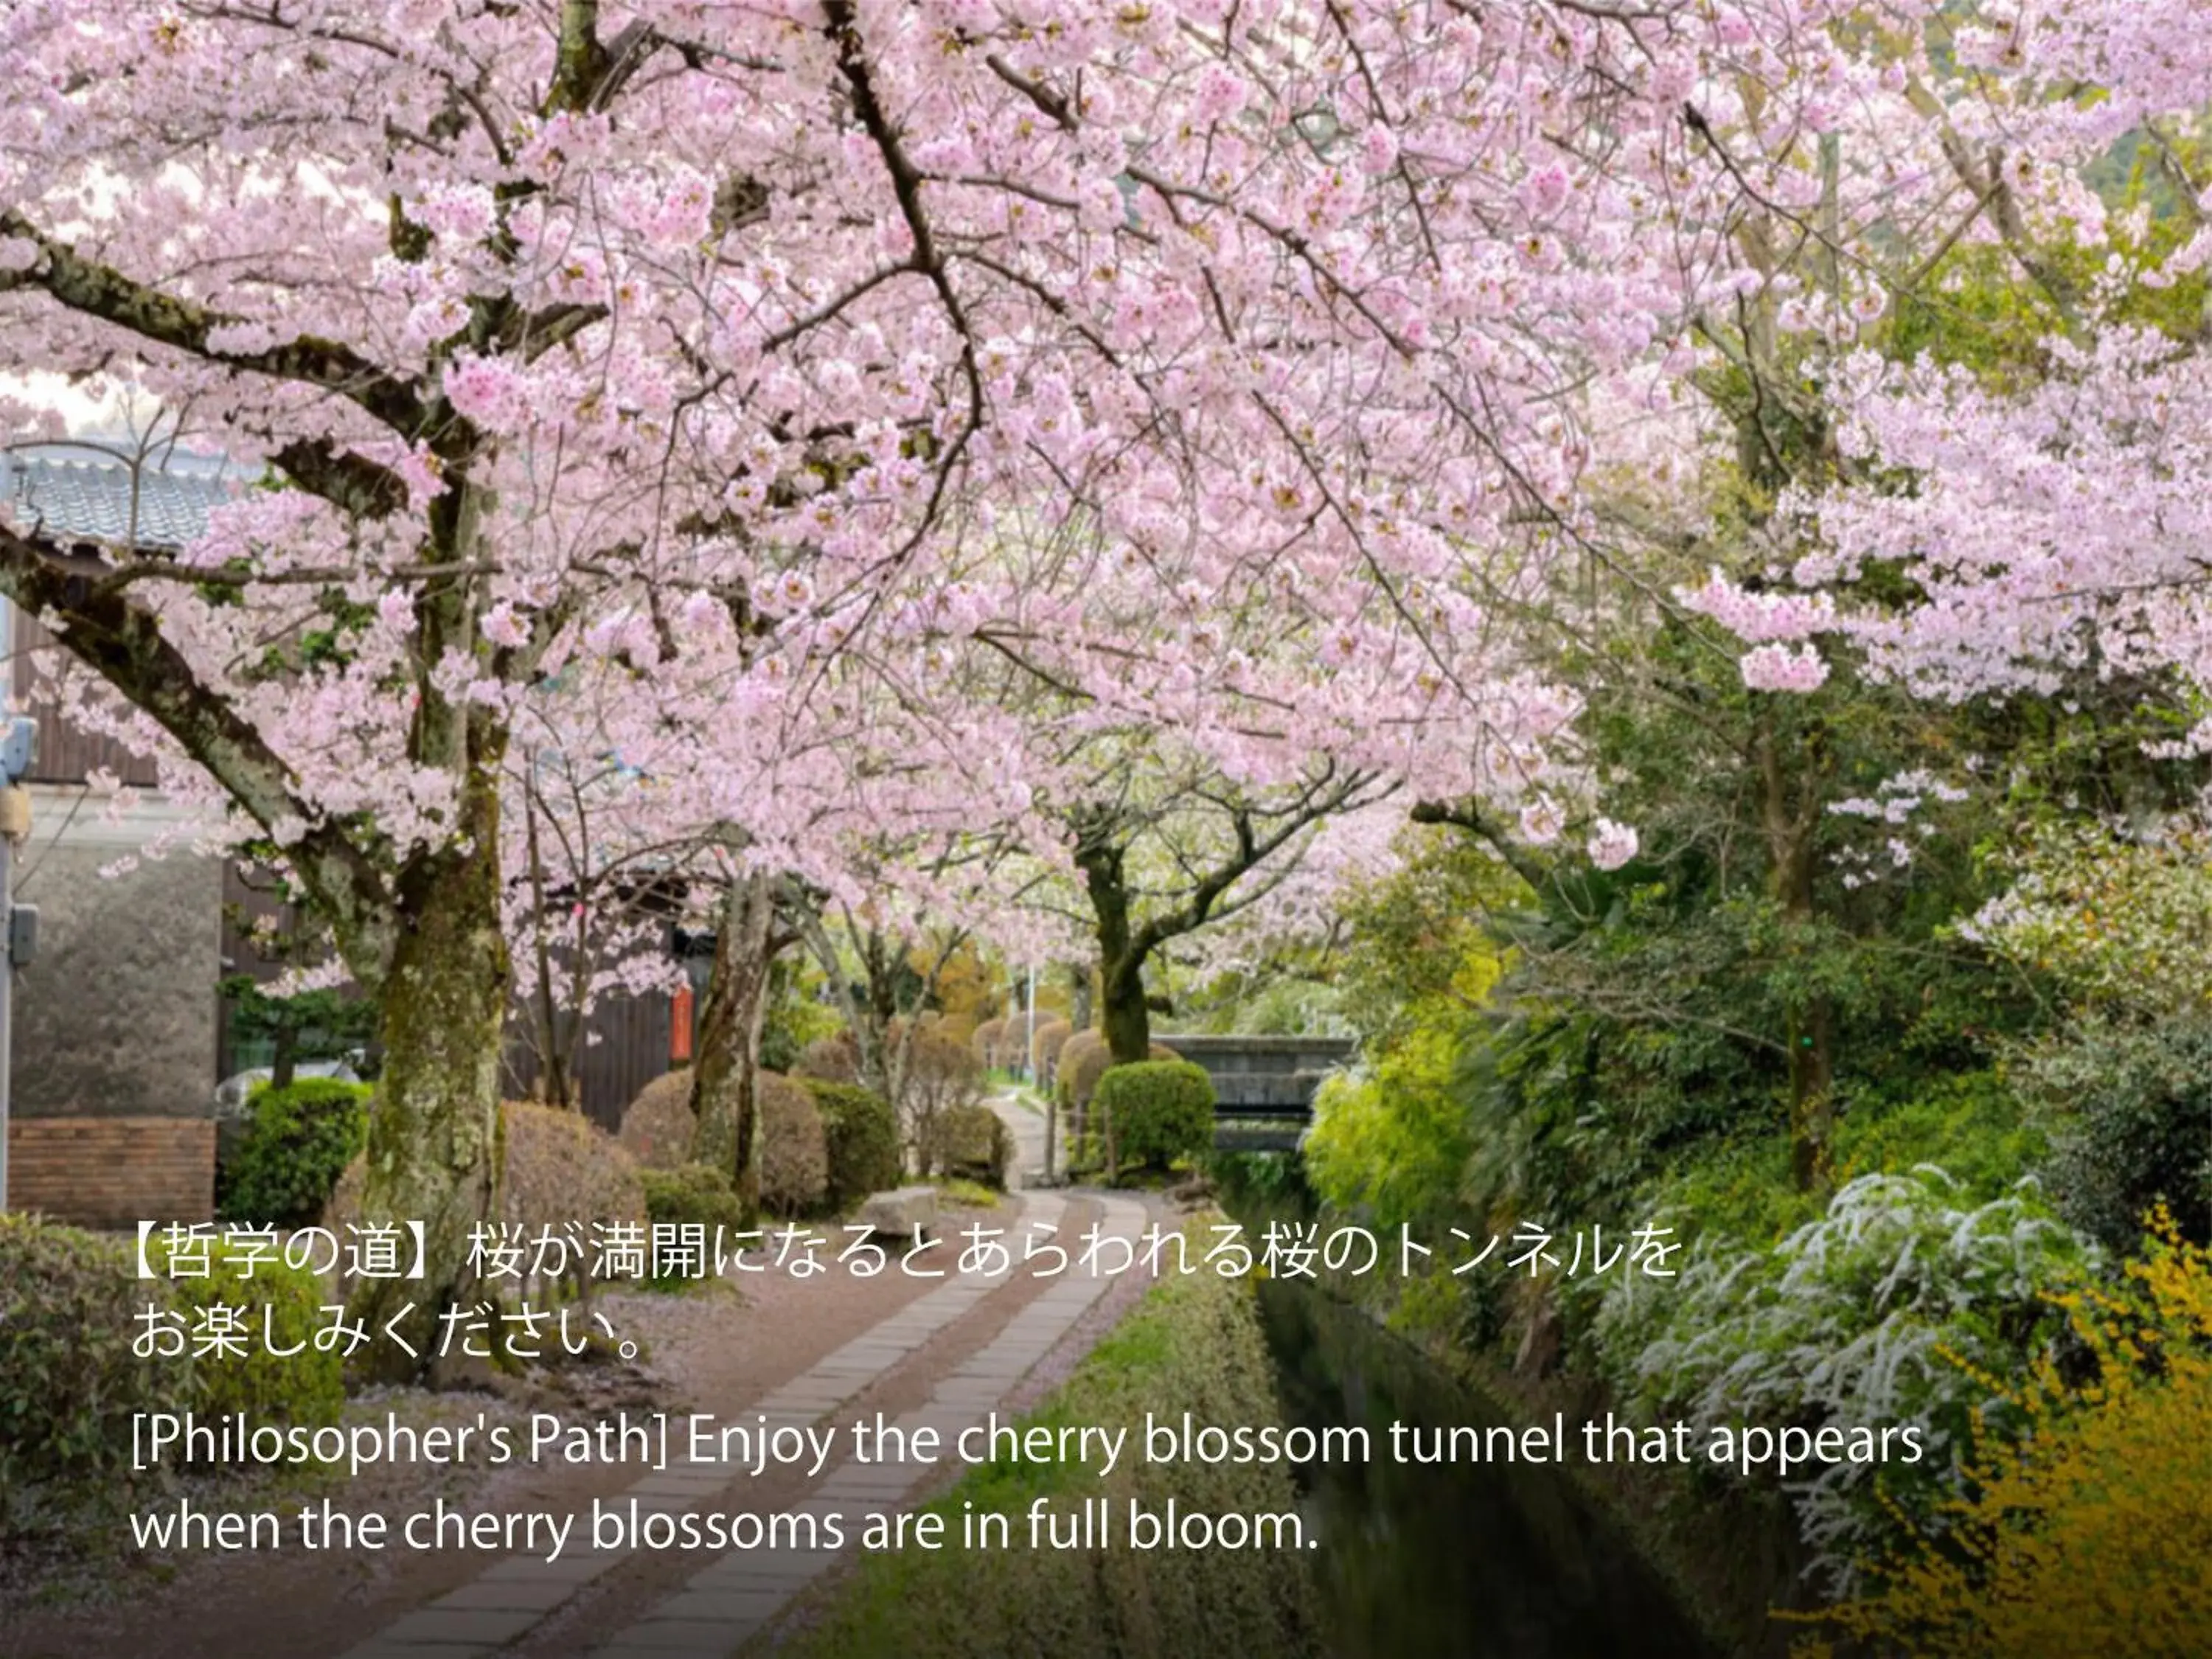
[
  {"xmin": 218, "ymin": 1077, "xmax": 372, "ymax": 1228},
  {"xmin": 641, "ymin": 1163, "xmax": 749, "ymax": 1231},
  {"xmin": 785, "ymin": 1224, "xmax": 1321, "ymax": 1658},
  {"xmin": 1093, "ymin": 1059, "xmax": 1215, "ymax": 1175},
  {"xmin": 151, "ymin": 1231, "xmax": 344, "ymax": 1425},
  {"xmin": 801, "ymin": 1077, "xmax": 902, "ymax": 1206},
  {"xmin": 0, "ymin": 1214, "xmax": 164, "ymax": 1489},
  {"xmin": 0, "ymin": 1215, "xmax": 341, "ymax": 1498}
]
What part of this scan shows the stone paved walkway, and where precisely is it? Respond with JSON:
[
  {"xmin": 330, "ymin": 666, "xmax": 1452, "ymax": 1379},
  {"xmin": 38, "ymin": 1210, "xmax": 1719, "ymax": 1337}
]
[
  {"xmin": 337, "ymin": 1187, "xmax": 1145, "ymax": 1659},
  {"xmin": 988, "ymin": 1088, "xmax": 1051, "ymax": 1190},
  {"xmin": 591, "ymin": 1193, "xmax": 1144, "ymax": 1658}
]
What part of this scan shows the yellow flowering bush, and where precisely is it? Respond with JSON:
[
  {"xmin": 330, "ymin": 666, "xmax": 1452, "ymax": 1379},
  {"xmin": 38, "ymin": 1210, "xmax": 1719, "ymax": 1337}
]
[{"xmin": 1802, "ymin": 1216, "xmax": 2212, "ymax": 1658}]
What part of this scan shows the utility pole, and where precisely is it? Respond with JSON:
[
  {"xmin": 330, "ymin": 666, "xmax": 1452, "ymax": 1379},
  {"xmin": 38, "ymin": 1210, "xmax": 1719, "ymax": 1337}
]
[
  {"xmin": 1023, "ymin": 963, "xmax": 1037, "ymax": 1085},
  {"xmin": 0, "ymin": 714, "xmax": 38, "ymax": 1213}
]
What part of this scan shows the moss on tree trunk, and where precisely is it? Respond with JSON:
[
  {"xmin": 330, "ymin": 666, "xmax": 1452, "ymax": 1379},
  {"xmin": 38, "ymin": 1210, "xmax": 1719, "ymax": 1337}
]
[
  {"xmin": 348, "ymin": 831, "xmax": 511, "ymax": 1382},
  {"xmin": 689, "ymin": 866, "xmax": 776, "ymax": 1214},
  {"xmin": 1079, "ymin": 835, "xmax": 1155, "ymax": 1065}
]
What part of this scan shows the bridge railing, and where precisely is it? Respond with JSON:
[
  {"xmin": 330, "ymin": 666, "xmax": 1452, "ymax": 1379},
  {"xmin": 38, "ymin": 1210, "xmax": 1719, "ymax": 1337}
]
[{"xmin": 1155, "ymin": 1034, "xmax": 1357, "ymax": 1150}]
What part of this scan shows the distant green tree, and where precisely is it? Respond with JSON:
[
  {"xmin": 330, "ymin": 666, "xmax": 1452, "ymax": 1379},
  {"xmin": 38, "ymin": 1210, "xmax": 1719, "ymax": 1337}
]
[{"xmin": 220, "ymin": 975, "xmax": 377, "ymax": 1088}]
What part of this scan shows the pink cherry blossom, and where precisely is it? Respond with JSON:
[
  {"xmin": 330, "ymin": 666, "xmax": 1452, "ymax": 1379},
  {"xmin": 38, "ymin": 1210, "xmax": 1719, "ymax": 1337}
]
[{"xmin": 1588, "ymin": 818, "xmax": 1640, "ymax": 872}]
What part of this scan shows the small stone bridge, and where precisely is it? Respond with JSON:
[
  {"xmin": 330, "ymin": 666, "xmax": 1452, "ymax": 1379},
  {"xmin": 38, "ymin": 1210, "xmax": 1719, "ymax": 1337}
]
[{"xmin": 1160, "ymin": 1034, "xmax": 1357, "ymax": 1152}]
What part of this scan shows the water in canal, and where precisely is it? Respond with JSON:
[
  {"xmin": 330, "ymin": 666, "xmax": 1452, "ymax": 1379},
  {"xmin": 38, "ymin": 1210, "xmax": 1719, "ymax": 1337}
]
[{"xmin": 1256, "ymin": 1279, "xmax": 1717, "ymax": 1658}]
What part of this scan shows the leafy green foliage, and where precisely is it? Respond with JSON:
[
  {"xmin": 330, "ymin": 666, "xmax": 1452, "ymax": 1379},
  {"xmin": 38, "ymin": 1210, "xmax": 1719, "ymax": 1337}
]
[
  {"xmin": 1609, "ymin": 1171, "xmax": 2099, "ymax": 1589},
  {"xmin": 218, "ymin": 1077, "xmax": 372, "ymax": 1228},
  {"xmin": 0, "ymin": 1215, "xmax": 342, "ymax": 1514},
  {"xmin": 640, "ymin": 1163, "xmax": 748, "ymax": 1231},
  {"xmin": 1830, "ymin": 1071, "xmax": 2048, "ymax": 1205},
  {"xmin": 1963, "ymin": 819, "xmax": 2212, "ymax": 1016},
  {"xmin": 151, "ymin": 1231, "xmax": 343, "ymax": 1425},
  {"xmin": 0, "ymin": 1215, "xmax": 164, "ymax": 1492},
  {"xmin": 1093, "ymin": 1059, "xmax": 1214, "ymax": 1173},
  {"xmin": 218, "ymin": 975, "xmax": 376, "ymax": 1074},
  {"xmin": 1305, "ymin": 1029, "xmax": 1470, "ymax": 1234},
  {"xmin": 800, "ymin": 1077, "xmax": 902, "ymax": 1206},
  {"xmin": 760, "ymin": 953, "xmax": 842, "ymax": 1073},
  {"xmin": 2014, "ymin": 1012, "xmax": 2212, "ymax": 1250}
]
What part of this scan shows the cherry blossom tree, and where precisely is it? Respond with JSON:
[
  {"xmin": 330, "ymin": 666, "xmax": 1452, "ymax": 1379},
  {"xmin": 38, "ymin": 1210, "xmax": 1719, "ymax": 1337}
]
[{"xmin": 0, "ymin": 0, "xmax": 1972, "ymax": 1364}]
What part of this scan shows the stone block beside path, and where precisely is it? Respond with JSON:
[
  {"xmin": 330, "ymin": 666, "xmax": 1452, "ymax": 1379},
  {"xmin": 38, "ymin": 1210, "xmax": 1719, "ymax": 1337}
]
[{"xmin": 857, "ymin": 1186, "xmax": 939, "ymax": 1238}]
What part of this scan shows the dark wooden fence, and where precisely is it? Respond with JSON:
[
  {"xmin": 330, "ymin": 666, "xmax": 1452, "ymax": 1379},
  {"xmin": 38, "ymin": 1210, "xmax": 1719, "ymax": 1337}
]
[{"xmin": 501, "ymin": 995, "xmax": 675, "ymax": 1133}]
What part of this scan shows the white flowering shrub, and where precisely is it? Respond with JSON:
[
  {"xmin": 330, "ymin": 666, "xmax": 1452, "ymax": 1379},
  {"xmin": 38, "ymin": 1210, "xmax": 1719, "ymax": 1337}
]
[{"xmin": 1599, "ymin": 1169, "xmax": 2098, "ymax": 1589}]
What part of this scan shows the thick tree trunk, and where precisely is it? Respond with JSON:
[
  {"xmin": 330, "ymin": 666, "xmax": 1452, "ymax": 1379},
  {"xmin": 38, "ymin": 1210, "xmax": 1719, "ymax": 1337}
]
[
  {"xmin": 689, "ymin": 866, "xmax": 776, "ymax": 1212},
  {"xmin": 349, "ymin": 830, "xmax": 511, "ymax": 1382},
  {"xmin": 1078, "ymin": 838, "xmax": 1152, "ymax": 1064},
  {"xmin": 1099, "ymin": 957, "xmax": 1150, "ymax": 1065},
  {"xmin": 1068, "ymin": 962, "xmax": 1093, "ymax": 1034}
]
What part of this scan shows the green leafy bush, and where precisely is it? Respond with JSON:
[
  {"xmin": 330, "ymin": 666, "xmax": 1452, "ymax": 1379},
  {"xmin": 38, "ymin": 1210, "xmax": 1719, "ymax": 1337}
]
[
  {"xmin": 1056, "ymin": 1032, "xmax": 1178, "ymax": 1121},
  {"xmin": 0, "ymin": 1214, "xmax": 164, "ymax": 1489},
  {"xmin": 802, "ymin": 1077, "xmax": 902, "ymax": 1206},
  {"xmin": 1093, "ymin": 1059, "xmax": 1215, "ymax": 1173},
  {"xmin": 760, "ymin": 961, "xmax": 842, "ymax": 1071},
  {"xmin": 1607, "ymin": 1169, "xmax": 2100, "ymax": 1589},
  {"xmin": 759, "ymin": 1071, "xmax": 830, "ymax": 1215},
  {"xmin": 925, "ymin": 1102, "xmax": 1013, "ymax": 1189},
  {"xmin": 1305, "ymin": 1023, "xmax": 1468, "ymax": 1231},
  {"xmin": 2015, "ymin": 1012, "xmax": 2212, "ymax": 1249},
  {"xmin": 218, "ymin": 1077, "xmax": 372, "ymax": 1228},
  {"xmin": 640, "ymin": 1164, "xmax": 748, "ymax": 1231},
  {"xmin": 151, "ymin": 1231, "xmax": 343, "ymax": 1425},
  {"xmin": 1, "ymin": 1217, "xmax": 343, "ymax": 1502},
  {"xmin": 1830, "ymin": 1069, "xmax": 2046, "ymax": 1205}
]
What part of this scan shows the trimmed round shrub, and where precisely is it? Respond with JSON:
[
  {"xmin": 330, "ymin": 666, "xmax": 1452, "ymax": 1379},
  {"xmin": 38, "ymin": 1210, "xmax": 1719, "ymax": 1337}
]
[
  {"xmin": 1057, "ymin": 1032, "xmax": 1179, "ymax": 1116},
  {"xmin": 899, "ymin": 1026, "xmax": 986, "ymax": 1167},
  {"xmin": 1031, "ymin": 1017, "xmax": 1074, "ymax": 1087},
  {"xmin": 759, "ymin": 1071, "xmax": 830, "ymax": 1215},
  {"xmin": 0, "ymin": 1214, "xmax": 164, "ymax": 1486},
  {"xmin": 794, "ymin": 1029, "xmax": 861, "ymax": 1086},
  {"xmin": 502, "ymin": 1100, "xmax": 647, "ymax": 1235},
  {"xmin": 801, "ymin": 1077, "xmax": 902, "ymax": 1206},
  {"xmin": 970, "ymin": 1017, "xmax": 1006, "ymax": 1068},
  {"xmin": 641, "ymin": 1164, "xmax": 748, "ymax": 1232},
  {"xmin": 218, "ymin": 1077, "xmax": 372, "ymax": 1228},
  {"xmin": 1056, "ymin": 1029, "xmax": 1107, "ymax": 1114},
  {"xmin": 926, "ymin": 1102, "xmax": 1015, "ymax": 1188},
  {"xmin": 1093, "ymin": 1059, "xmax": 1215, "ymax": 1173},
  {"xmin": 1, "ymin": 1217, "xmax": 344, "ymax": 1495},
  {"xmin": 619, "ymin": 1069, "xmax": 697, "ymax": 1170},
  {"xmin": 329, "ymin": 1102, "xmax": 647, "ymax": 1295},
  {"xmin": 152, "ymin": 1230, "xmax": 344, "ymax": 1425}
]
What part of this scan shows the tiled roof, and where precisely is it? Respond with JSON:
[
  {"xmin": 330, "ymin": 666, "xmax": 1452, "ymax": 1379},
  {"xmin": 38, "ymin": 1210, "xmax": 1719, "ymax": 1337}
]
[{"xmin": 1, "ymin": 441, "xmax": 237, "ymax": 551}]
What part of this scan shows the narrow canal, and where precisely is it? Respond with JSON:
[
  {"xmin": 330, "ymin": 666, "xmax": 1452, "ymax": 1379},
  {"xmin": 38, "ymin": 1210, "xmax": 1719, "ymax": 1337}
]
[{"xmin": 1255, "ymin": 1277, "xmax": 1716, "ymax": 1658}]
